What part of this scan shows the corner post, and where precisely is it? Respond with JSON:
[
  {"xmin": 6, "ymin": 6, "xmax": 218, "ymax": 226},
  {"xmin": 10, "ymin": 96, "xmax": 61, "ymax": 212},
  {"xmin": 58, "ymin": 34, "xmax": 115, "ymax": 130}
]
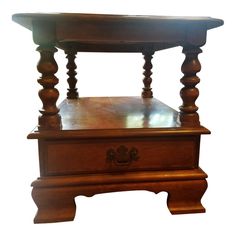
[
  {"xmin": 33, "ymin": 21, "xmax": 61, "ymax": 130},
  {"xmin": 179, "ymin": 45, "xmax": 202, "ymax": 127}
]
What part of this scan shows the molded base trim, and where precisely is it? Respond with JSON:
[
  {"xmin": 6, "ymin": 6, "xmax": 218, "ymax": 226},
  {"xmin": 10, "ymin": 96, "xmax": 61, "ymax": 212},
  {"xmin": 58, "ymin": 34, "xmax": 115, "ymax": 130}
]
[{"xmin": 32, "ymin": 168, "xmax": 207, "ymax": 223}]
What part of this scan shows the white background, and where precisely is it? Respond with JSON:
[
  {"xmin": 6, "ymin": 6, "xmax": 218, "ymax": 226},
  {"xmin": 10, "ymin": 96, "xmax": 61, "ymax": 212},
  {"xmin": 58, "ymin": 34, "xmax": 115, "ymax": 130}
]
[{"xmin": 0, "ymin": 0, "xmax": 234, "ymax": 235}]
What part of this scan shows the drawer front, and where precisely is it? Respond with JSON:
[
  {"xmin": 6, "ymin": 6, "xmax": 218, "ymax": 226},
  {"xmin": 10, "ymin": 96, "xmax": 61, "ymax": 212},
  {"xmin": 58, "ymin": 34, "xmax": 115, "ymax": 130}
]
[{"xmin": 39, "ymin": 136, "xmax": 200, "ymax": 176}]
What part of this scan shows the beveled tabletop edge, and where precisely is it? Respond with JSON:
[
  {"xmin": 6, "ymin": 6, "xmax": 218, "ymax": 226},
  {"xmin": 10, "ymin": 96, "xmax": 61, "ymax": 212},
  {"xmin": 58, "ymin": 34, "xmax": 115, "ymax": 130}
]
[
  {"xmin": 12, "ymin": 12, "xmax": 223, "ymax": 31},
  {"xmin": 27, "ymin": 126, "xmax": 211, "ymax": 140}
]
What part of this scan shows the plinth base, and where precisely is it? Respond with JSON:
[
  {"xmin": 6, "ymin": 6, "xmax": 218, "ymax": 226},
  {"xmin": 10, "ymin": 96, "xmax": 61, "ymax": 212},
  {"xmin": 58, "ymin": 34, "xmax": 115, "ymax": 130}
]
[{"xmin": 32, "ymin": 168, "xmax": 207, "ymax": 223}]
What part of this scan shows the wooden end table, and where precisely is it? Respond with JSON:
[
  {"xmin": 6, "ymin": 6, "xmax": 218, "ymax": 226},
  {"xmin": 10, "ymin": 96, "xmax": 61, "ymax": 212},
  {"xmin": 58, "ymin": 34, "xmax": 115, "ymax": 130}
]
[{"xmin": 12, "ymin": 13, "xmax": 223, "ymax": 223}]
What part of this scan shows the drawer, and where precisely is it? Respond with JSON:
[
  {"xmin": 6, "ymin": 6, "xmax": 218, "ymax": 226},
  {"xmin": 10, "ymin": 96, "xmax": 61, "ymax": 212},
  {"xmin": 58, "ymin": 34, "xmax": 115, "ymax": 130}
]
[{"xmin": 39, "ymin": 136, "xmax": 200, "ymax": 176}]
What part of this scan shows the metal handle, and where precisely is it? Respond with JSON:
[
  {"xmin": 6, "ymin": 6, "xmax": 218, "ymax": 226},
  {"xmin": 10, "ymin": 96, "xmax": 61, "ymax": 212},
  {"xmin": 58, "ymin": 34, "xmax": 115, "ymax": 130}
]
[{"xmin": 106, "ymin": 145, "xmax": 139, "ymax": 166}]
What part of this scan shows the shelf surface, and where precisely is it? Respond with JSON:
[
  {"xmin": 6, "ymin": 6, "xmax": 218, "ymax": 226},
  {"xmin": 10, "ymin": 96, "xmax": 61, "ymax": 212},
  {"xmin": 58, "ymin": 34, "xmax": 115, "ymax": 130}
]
[
  {"xmin": 60, "ymin": 97, "xmax": 179, "ymax": 130},
  {"xmin": 28, "ymin": 97, "xmax": 210, "ymax": 139}
]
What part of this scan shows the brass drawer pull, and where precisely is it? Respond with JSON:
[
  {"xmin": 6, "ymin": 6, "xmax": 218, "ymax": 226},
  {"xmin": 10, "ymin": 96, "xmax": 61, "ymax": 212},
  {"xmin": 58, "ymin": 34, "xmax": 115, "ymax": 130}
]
[{"xmin": 106, "ymin": 145, "xmax": 139, "ymax": 166}]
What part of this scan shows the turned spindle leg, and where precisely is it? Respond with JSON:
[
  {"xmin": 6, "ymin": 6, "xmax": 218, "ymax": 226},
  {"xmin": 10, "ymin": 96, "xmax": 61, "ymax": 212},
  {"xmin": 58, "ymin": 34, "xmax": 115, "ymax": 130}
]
[
  {"xmin": 37, "ymin": 45, "xmax": 61, "ymax": 130},
  {"xmin": 65, "ymin": 49, "xmax": 78, "ymax": 99},
  {"xmin": 142, "ymin": 51, "xmax": 154, "ymax": 98},
  {"xmin": 179, "ymin": 46, "xmax": 202, "ymax": 127}
]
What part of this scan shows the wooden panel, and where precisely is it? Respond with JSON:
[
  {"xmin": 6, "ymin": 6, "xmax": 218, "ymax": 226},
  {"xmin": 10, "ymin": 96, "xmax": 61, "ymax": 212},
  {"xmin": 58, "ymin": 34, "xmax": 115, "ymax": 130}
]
[
  {"xmin": 56, "ymin": 20, "xmax": 185, "ymax": 44},
  {"xmin": 59, "ymin": 97, "xmax": 180, "ymax": 130},
  {"xmin": 40, "ymin": 136, "xmax": 200, "ymax": 176}
]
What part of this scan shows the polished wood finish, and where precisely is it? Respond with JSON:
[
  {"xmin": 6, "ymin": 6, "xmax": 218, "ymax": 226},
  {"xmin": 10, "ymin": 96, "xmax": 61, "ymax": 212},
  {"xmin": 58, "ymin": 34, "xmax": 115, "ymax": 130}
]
[
  {"xmin": 12, "ymin": 13, "xmax": 223, "ymax": 223},
  {"xmin": 27, "ymin": 97, "xmax": 210, "ymax": 140},
  {"xmin": 59, "ymin": 97, "xmax": 180, "ymax": 130}
]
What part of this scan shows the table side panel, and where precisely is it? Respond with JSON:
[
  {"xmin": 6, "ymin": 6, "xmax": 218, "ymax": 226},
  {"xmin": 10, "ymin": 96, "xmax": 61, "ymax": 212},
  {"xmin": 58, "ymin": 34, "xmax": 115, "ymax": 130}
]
[
  {"xmin": 39, "ymin": 136, "xmax": 200, "ymax": 176},
  {"xmin": 56, "ymin": 21, "xmax": 186, "ymax": 44}
]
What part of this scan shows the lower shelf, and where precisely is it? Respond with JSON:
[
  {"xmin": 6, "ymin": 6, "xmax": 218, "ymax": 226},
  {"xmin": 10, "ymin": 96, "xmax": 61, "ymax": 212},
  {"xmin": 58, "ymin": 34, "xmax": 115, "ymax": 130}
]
[
  {"xmin": 31, "ymin": 168, "xmax": 207, "ymax": 223},
  {"xmin": 28, "ymin": 96, "xmax": 210, "ymax": 139}
]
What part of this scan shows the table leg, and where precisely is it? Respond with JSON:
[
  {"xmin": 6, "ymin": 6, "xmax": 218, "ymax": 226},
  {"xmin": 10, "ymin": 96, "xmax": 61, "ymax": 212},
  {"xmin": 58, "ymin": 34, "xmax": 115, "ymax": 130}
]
[
  {"xmin": 65, "ymin": 49, "xmax": 78, "ymax": 99},
  {"xmin": 37, "ymin": 45, "xmax": 61, "ymax": 130},
  {"xmin": 179, "ymin": 46, "xmax": 202, "ymax": 127},
  {"xmin": 167, "ymin": 179, "xmax": 207, "ymax": 214},
  {"xmin": 142, "ymin": 51, "xmax": 154, "ymax": 98},
  {"xmin": 32, "ymin": 186, "xmax": 76, "ymax": 223}
]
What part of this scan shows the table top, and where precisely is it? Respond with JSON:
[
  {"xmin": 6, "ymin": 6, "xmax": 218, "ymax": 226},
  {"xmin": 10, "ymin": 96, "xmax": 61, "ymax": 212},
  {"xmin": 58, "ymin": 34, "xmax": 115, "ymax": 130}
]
[
  {"xmin": 12, "ymin": 13, "xmax": 223, "ymax": 30},
  {"xmin": 12, "ymin": 13, "xmax": 223, "ymax": 51}
]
